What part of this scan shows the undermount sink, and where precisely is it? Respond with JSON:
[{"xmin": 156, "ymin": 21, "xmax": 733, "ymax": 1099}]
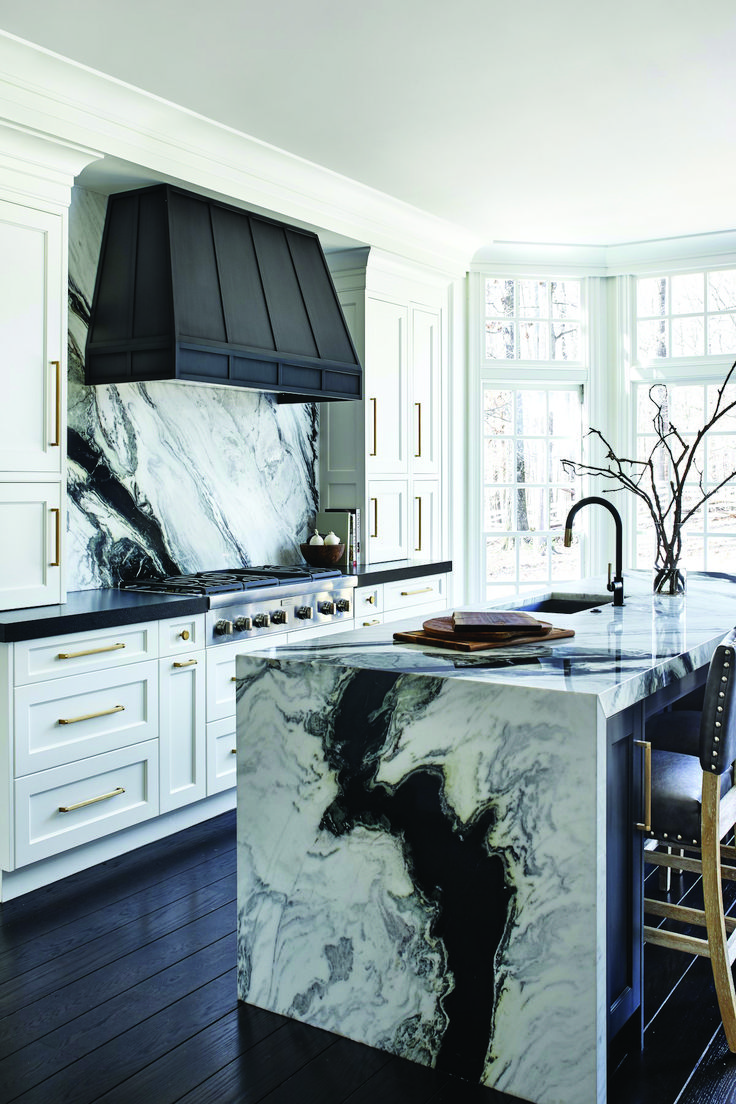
[{"xmin": 516, "ymin": 595, "xmax": 612, "ymax": 615}]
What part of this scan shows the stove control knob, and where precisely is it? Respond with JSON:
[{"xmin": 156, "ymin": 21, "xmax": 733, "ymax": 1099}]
[
  {"xmin": 253, "ymin": 613, "xmax": 270, "ymax": 628},
  {"xmin": 295, "ymin": 605, "xmax": 313, "ymax": 620},
  {"xmin": 234, "ymin": 616, "xmax": 253, "ymax": 632},
  {"xmin": 319, "ymin": 601, "xmax": 336, "ymax": 616},
  {"xmin": 336, "ymin": 598, "xmax": 351, "ymax": 613},
  {"xmin": 271, "ymin": 609, "xmax": 288, "ymax": 625},
  {"xmin": 215, "ymin": 619, "xmax": 234, "ymax": 636}
]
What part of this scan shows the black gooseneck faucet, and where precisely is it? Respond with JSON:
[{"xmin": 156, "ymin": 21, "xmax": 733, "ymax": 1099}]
[{"xmin": 563, "ymin": 496, "xmax": 625, "ymax": 606}]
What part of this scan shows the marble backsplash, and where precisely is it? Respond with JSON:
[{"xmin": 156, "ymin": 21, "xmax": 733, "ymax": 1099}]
[{"xmin": 66, "ymin": 186, "xmax": 319, "ymax": 590}]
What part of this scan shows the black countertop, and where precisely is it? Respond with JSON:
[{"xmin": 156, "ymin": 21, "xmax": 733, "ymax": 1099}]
[
  {"xmin": 0, "ymin": 590, "xmax": 209, "ymax": 643},
  {"xmin": 0, "ymin": 561, "xmax": 452, "ymax": 643}
]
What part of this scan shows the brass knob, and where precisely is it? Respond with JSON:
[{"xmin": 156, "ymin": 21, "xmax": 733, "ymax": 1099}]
[
  {"xmin": 179, "ymin": 630, "xmax": 190, "ymax": 640},
  {"xmin": 366, "ymin": 595, "xmax": 375, "ymax": 605}
]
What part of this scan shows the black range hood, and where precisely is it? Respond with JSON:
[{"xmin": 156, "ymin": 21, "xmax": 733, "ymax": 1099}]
[{"xmin": 85, "ymin": 184, "xmax": 362, "ymax": 403}]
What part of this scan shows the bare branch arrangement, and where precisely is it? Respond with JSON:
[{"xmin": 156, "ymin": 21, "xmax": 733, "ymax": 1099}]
[{"xmin": 562, "ymin": 360, "xmax": 736, "ymax": 596}]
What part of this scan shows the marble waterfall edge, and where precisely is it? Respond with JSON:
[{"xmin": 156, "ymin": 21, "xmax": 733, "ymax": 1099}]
[
  {"xmin": 236, "ymin": 654, "xmax": 602, "ymax": 1104},
  {"xmin": 66, "ymin": 185, "xmax": 319, "ymax": 590}
]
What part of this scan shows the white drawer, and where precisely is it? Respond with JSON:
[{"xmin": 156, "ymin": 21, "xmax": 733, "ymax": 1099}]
[
  {"xmin": 206, "ymin": 639, "xmax": 276, "ymax": 722},
  {"xmin": 14, "ymin": 740, "xmax": 159, "ymax": 866},
  {"xmin": 206, "ymin": 717, "xmax": 237, "ymax": 795},
  {"xmin": 354, "ymin": 583, "xmax": 384, "ymax": 616},
  {"xmin": 159, "ymin": 614, "xmax": 207, "ymax": 657},
  {"xmin": 14, "ymin": 660, "xmax": 158, "ymax": 776},
  {"xmin": 14, "ymin": 622, "xmax": 158, "ymax": 685},
  {"xmin": 383, "ymin": 573, "xmax": 447, "ymax": 612}
]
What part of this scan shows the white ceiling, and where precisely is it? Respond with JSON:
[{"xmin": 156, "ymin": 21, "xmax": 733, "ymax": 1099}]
[{"xmin": 1, "ymin": 0, "xmax": 735, "ymax": 248}]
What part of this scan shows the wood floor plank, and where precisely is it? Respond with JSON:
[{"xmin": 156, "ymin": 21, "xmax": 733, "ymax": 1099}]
[
  {"xmin": 254, "ymin": 1033, "xmax": 393, "ymax": 1104},
  {"xmin": 0, "ymin": 811, "xmax": 236, "ymax": 953},
  {"xmin": 341, "ymin": 1053, "xmax": 451, "ymax": 1104},
  {"xmin": 115, "ymin": 1013, "xmax": 337, "ymax": 1104},
  {"xmin": 0, "ymin": 875, "xmax": 234, "ymax": 1016},
  {"xmin": 0, "ymin": 936, "xmax": 235, "ymax": 1097},
  {"xmin": 0, "ymin": 854, "xmax": 236, "ymax": 984},
  {"xmin": 0, "ymin": 904, "xmax": 235, "ymax": 1060}
]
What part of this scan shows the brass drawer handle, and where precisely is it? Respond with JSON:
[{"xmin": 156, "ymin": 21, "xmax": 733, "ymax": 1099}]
[
  {"xmin": 59, "ymin": 786, "xmax": 126, "ymax": 813},
  {"xmin": 50, "ymin": 507, "xmax": 61, "ymax": 567},
  {"xmin": 365, "ymin": 594, "xmax": 376, "ymax": 605},
  {"xmin": 370, "ymin": 397, "xmax": 377, "ymax": 456},
  {"xmin": 58, "ymin": 704, "xmax": 125, "ymax": 726},
  {"xmin": 401, "ymin": 586, "xmax": 433, "ymax": 596},
  {"xmin": 58, "ymin": 642, "xmax": 126, "ymax": 660},
  {"xmin": 635, "ymin": 739, "xmax": 652, "ymax": 832},
  {"xmin": 363, "ymin": 619, "xmax": 381, "ymax": 626},
  {"xmin": 173, "ymin": 658, "xmax": 198, "ymax": 668},
  {"xmin": 231, "ymin": 676, "xmax": 238, "ymax": 682},
  {"xmin": 231, "ymin": 748, "xmax": 237, "ymax": 755},
  {"xmin": 415, "ymin": 402, "xmax": 422, "ymax": 458},
  {"xmin": 370, "ymin": 497, "xmax": 378, "ymax": 539},
  {"xmin": 179, "ymin": 630, "xmax": 190, "ymax": 641},
  {"xmin": 50, "ymin": 360, "xmax": 61, "ymax": 447}
]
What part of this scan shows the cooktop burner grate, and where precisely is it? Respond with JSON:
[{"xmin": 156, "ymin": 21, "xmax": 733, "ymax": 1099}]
[{"xmin": 120, "ymin": 565, "xmax": 343, "ymax": 596}]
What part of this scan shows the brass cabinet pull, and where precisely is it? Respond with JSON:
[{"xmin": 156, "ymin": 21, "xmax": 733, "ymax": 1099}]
[
  {"xmin": 173, "ymin": 658, "xmax": 198, "ymax": 668},
  {"xmin": 415, "ymin": 496, "xmax": 422, "ymax": 553},
  {"xmin": 58, "ymin": 704, "xmax": 125, "ymax": 726},
  {"xmin": 179, "ymin": 630, "xmax": 190, "ymax": 640},
  {"xmin": 50, "ymin": 507, "xmax": 61, "ymax": 567},
  {"xmin": 415, "ymin": 402, "xmax": 422, "ymax": 458},
  {"xmin": 59, "ymin": 786, "xmax": 126, "ymax": 813},
  {"xmin": 58, "ymin": 642, "xmax": 126, "ymax": 660},
  {"xmin": 634, "ymin": 739, "xmax": 652, "ymax": 832},
  {"xmin": 370, "ymin": 497, "xmax": 378, "ymax": 539},
  {"xmin": 231, "ymin": 676, "xmax": 238, "ymax": 682},
  {"xmin": 362, "ymin": 619, "xmax": 381, "ymax": 626},
  {"xmin": 370, "ymin": 397, "xmax": 377, "ymax": 456},
  {"xmin": 366, "ymin": 594, "xmax": 376, "ymax": 605},
  {"xmin": 231, "ymin": 748, "xmax": 237, "ymax": 755},
  {"xmin": 401, "ymin": 586, "xmax": 433, "ymax": 596},
  {"xmin": 50, "ymin": 360, "xmax": 61, "ymax": 447}
]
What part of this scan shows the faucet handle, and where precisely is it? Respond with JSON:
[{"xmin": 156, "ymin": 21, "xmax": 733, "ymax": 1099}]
[{"xmin": 607, "ymin": 563, "xmax": 612, "ymax": 591}]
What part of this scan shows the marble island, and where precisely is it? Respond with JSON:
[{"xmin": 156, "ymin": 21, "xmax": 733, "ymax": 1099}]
[{"xmin": 234, "ymin": 571, "xmax": 736, "ymax": 1104}]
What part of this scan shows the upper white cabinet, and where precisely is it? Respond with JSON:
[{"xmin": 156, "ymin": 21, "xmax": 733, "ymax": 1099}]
[
  {"xmin": 0, "ymin": 202, "xmax": 63, "ymax": 476},
  {"xmin": 321, "ymin": 249, "xmax": 450, "ymax": 563},
  {"xmin": 0, "ymin": 123, "xmax": 99, "ymax": 612}
]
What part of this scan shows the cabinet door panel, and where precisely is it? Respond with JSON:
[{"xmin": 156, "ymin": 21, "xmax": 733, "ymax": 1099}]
[
  {"xmin": 365, "ymin": 298, "xmax": 408, "ymax": 476},
  {"xmin": 412, "ymin": 479, "xmax": 440, "ymax": 562},
  {"xmin": 411, "ymin": 308, "xmax": 440, "ymax": 475},
  {"xmin": 159, "ymin": 653, "xmax": 206, "ymax": 812},
  {"xmin": 0, "ymin": 202, "xmax": 63, "ymax": 474},
  {"xmin": 368, "ymin": 480, "xmax": 408, "ymax": 562},
  {"xmin": 0, "ymin": 483, "xmax": 61, "ymax": 610},
  {"xmin": 207, "ymin": 717, "xmax": 237, "ymax": 795}
]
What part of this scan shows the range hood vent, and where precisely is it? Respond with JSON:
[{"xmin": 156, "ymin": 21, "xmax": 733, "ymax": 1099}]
[{"xmin": 85, "ymin": 184, "xmax": 362, "ymax": 402}]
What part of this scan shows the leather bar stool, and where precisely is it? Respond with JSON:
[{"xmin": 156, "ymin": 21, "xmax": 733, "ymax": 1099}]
[{"xmin": 641, "ymin": 627, "xmax": 736, "ymax": 1051}]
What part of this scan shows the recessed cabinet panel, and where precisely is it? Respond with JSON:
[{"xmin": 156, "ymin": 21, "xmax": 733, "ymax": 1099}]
[
  {"xmin": 159, "ymin": 614, "xmax": 206, "ymax": 658},
  {"xmin": 159, "ymin": 653, "xmax": 206, "ymax": 813},
  {"xmin": 0, "ymin": 203, "xmax": 62, "ymax": 475},
  {"xmin": 411, "ymin": 308, "xmax": 440, "ymax": 476},
  {"xmin": 412, "ymin": 479, "xmax": 441, "ymax": 562},
  {"xmin": 368, "ymin": 480, "xmax": 408, "ymax": 562},
  {"xmin": 365, "ymin": 299, "xmax": 408, "ymax": 476},
  {"xmin": 207, "ymin": 717, "xmax": 237, "ymax": 795},
  {"xmin": 14, "ymin": 660, "xmax": 158, "ymax": 775},
  {"xmin": 15, "ymin": 622, "xmax": 158, "ymax": 684},
  {"xmin": 0, "ymin": 484, "xmax": 61, "ymax": 611}
]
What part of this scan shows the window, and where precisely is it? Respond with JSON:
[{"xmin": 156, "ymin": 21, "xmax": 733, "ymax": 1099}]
[
  {"xmin": 485, "ymin": 277, "xmax": 582, "ymax": 362},
  {"xmin": 637, "ymin": 269, "xmax": 736, "ymax": 361}
]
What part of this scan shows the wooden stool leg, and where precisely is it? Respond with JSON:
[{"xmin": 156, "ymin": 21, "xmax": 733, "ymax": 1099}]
[{"xmin": 702, "ymin": 772, "xmax": 736, "ymax": 1052}]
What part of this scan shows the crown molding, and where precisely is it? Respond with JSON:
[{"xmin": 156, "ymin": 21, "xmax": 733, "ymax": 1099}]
[{"xmin": 0, "ymin": 31, "xmax": 477, "ymax": 276}]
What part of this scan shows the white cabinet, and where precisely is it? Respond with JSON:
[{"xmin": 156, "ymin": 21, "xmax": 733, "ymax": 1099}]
[
  {"xmin": 0, "ymin": 198, "xmax": 66, "ymax": 611},
  {"xmin": 322, "ymin": 249, "xmax": 449, "ymax": 564},
  {"xmin": 354, "ymin": 572, "xmax": 450, "ymax": 628},
  {"xmin": 158, "ymin": 614, "xmax": 206, "ymax": 813}
]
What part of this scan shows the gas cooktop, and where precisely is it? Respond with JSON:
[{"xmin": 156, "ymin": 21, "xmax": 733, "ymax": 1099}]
[{"xmin": 120, "ymin": 565, "xmax": 343, "ymax": 596}]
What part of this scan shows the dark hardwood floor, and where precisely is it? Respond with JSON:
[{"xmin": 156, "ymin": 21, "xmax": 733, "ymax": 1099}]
[{"xmin": 2, "ymin": 811, "xmax": 736, "ymax": 1104}]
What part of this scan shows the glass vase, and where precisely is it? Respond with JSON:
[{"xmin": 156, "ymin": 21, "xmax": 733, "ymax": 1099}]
[{"xmin": 652, "ymin": 564, "xmax": 686, "ymax": 600}]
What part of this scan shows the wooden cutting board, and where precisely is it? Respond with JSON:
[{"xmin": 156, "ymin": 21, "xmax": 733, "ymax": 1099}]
[
  {"xmin": 422, "ymin": 615, "xmax": 554, "ymax": 642},
  {"xmin": 393, "ymin": 626, "xmax": 575, "ymax": 652}
]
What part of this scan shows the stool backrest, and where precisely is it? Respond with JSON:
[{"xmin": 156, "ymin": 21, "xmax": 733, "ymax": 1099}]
[{"xmin": 700, "ymin": 627, "xmax": 736, "ymax": 774}]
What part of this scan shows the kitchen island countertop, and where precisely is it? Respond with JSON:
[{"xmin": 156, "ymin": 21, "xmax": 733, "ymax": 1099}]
[{"xmin": 235, "ymin": 570, "xmax": 736, "ymax": 1104}]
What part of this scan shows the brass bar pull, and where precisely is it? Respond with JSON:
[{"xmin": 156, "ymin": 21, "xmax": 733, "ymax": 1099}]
[
  {"xmin": 173, "ymin": 658, "xmax": 198, "ymax": 668},
  {"xmin": 370, "ymin": 397, "xmax": 377, "ymax": 456},
  {"xmin": 58, "ymin": 642, "xmax": 126, "ymax": 660},
  {"xmin": 415, "ymin": 402, "xmax": 422, "ymax": 458},
  {"xmin": 362, "ymin": 619, "xmax": 381, "ymax": 626},
  {"xmin": 635, "ymin": 739, "xmax": 652, "ymax": 832},
  {"xmin": 50, "ymin": 507, "xmax": 61, "ymax": 567},
  {"xmin": 401, "ymin": 586, "xmax": 433, "ymax": 596},
  {"xmin": 370, "ymin": 497, "xmax": 378, "ymax": 539},
  {"xmin": 415, "ymin": 496, "xmax": 422, "ymax": 553},
  {"xmin": 231, "ymin": 748, "xmax": 237, "ymax": 755},
  {"xmin": 58, "ymin": 704, "xmax": 125, "ymax": 726},
  {"xmin": 59, "ymin": 786, "xmax": 126, "ymax": 813},
  {"xmin": 50, "ymin": 360, "xmax": 61, "ymax": 447},
  {"xmin": 231, "ymin": 676, "xmax": 238, "ymax": 682}
]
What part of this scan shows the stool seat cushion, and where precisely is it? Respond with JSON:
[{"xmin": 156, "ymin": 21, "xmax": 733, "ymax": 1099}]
[{"xmin": 650, "ymin": 748, "xmax": 734, "ymax": 844}]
